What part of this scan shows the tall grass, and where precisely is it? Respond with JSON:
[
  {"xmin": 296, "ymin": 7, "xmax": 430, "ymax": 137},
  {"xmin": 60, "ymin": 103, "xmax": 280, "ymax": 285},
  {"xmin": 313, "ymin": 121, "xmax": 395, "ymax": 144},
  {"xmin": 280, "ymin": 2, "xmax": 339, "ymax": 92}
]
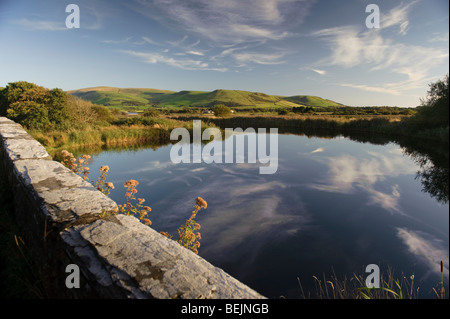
[
  {"xmin": 297, "ymin": 264, "xmax": 447, "ymax": 299},
  {"xmin": 28, "ymin": 115, "xmax": 217, "ymax": 156}
]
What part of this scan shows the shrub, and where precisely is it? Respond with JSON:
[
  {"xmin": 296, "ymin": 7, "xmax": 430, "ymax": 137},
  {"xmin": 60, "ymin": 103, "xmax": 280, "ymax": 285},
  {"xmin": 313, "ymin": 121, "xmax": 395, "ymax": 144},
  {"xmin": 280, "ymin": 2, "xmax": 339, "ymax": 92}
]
[
  {"xmin": 0, "ymin": 82, "xmax": 79, "ymax": 130},
  {"xmin": 213, "ymin": 104, "xmax": 232, "ymax": 117},
  {"xmin": 413, "ymin": 74, "xmax": 449, "ymax": 129},
  {"xmin": 142, "ymin": 108, "xmax": 160, "ymax": 118}
]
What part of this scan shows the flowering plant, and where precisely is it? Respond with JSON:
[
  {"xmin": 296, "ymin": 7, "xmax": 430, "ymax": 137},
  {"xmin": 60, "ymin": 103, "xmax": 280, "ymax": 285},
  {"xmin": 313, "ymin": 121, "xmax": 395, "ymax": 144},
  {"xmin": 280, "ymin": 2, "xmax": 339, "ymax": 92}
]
[
  {"xmin": 60, "ymin": 150, "xmax": 208, "ymax": 253},
  {"xmin": 176, "ymin": 197, "xmax": 207, "ymax": 254}
]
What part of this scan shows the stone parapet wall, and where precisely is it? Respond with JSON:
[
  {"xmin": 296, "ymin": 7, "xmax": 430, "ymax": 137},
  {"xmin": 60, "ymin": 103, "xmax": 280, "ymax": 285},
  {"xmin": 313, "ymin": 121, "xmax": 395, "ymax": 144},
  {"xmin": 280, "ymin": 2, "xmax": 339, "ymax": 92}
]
[{"xmin": 0, "ymin": 117, "xmax": 264, "ymax": 299}]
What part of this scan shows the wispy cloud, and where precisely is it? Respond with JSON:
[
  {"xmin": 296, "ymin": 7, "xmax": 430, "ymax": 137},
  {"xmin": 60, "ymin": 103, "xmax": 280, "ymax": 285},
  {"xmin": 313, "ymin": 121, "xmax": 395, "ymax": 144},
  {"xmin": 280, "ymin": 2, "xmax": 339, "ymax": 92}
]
[
  {"xmin": 186, "ymin": 50, "xmax": 204, "ymax": 56},
  {"xmin": 310, "ymin": 68, "xmax": 326, "ymax": 76},
  {"xmin": 311, "ymin": 2, "xmax": 448, "ymax": 97},
  {"xmin": 380, "ymin": 1, "xmax": 418, "ymax": 35},
  {"xmin": 339, "ymin": 83, "xmax": 401, "ymax": 96},
  {"xmin": 102, "ymin": 36, "xmax": 161, "ymax": 46},
  {"xmin": 311, "ymin": 147, "xmax": 324, "ymax": 153},
  {"xmin": 310, "ymin": 150, "xmax": 417, "ymax": 214},
  {"xmin": 132, "ymin": 0, "xmax": 315, "ymax": 43},
  {"xmin": 233, "ymin": 52, "xmax": 286, "ymax": 65},
  {"xmin": 141, "ymin": 36, "xmax": 161, "ymax": 46},
  {"xmin": 14, "ymin": 2, "xmax": 104, "ymax": 31},
  {"xmin": 120, "ymin": 49, "xmax": 227, "ymax": 72},
  {"xmin": 428, "ymin": 32, "xmax": 450, "ymax": 43},
  {"xmin": 102, "ymin": 37, "xmax": 133, "ymax": 44},
  {"xmin": 15, "ymin": 18, "xmax": 67, "ymax": 31},
  {"xmin": 397, "ymin": 228, "xmax": 449, "ymax": 279}
]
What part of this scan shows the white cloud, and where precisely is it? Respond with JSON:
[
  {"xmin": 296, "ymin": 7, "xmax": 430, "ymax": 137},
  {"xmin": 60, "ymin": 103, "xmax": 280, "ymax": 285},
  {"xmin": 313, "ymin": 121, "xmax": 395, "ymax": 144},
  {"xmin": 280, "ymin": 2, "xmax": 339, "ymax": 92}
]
[
  {"xmin": 233, "ymin": 52, "xmax": 286, "ymax": 65},
  {"xmin": 311, "ymin": 147, "xmax": 324, "ymax": 153},
  {"xmin": 310, "ymin": 150, "xmax": 417, "ymax": 214},
  {"xmin": 310, "ymin": 68, "xmax": 326, "ymax": 76},
  {"xmin": 133, "ymin": 0, "xmax": 315, "ymax": 43},
  {"xmin": 102, "ymin": 37, "xmax": 133, "ymax": 44},
  {"xmin": 186, "ymin": 50, "xmax": 204, "ymax": 56},
  {"xmin": 15, "ymin": 18, "xmax": 67, "ymax": 31},
  {"xmin": 141, "ymin": 36, "xmax": 161, "ymax": 46},
  {"xmin": 312, "ymin": 2, "xmax": 448, "ymax": 97},
  {"xmin": 102, "ymin": 36, "xmax": 162, "ymax": 46},
  {"xmin": 229, "ymin": 24, "xmax": 290, "ymax": 41},
  {"xmin": 380, "ymin": 1, "xmax": 418, "ymax": 35},
  {"xmin": 340, "ymin": 83, "xmax": 401, "ymax": 96},
  {"xmin": 397, "ymin": 228, "xmax": 449, "ymax": 279},
  {"xmin": 121, "ymin": 49, "xmax": 227, "ymax": 72}
]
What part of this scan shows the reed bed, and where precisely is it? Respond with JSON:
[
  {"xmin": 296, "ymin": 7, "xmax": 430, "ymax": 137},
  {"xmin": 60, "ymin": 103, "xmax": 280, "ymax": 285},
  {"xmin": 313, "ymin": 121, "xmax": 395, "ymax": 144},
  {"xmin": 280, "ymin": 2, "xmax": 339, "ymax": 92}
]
[{"xmin": 297, "ymin": 264, "xmax": 447, "ymax": 299}]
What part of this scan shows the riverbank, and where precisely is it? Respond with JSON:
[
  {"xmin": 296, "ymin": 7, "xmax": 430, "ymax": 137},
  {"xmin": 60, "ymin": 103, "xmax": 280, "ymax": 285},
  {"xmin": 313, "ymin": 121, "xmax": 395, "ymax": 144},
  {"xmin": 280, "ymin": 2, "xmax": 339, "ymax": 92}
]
[
  {"xmin": 170, "ymin": 113, "xmax": 449, "ymax": 145},
  {"xmin": 27, "ymin": 117, "xmax": 210, "ymax": 157},
  {"xmin": 2, "ymin": 114, "xmax": 448, "ymax": 299},
  {"xmin": 27, "ymin": 113, "xmax": 448, "ymax": 158}
]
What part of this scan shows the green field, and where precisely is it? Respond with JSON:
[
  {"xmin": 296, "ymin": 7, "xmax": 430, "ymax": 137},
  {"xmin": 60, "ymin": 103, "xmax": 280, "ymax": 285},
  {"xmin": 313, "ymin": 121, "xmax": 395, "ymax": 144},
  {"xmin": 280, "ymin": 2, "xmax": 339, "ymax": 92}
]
[{"xmin": 69, "ymin": 87, "xmax": 344, "ymax": 110}]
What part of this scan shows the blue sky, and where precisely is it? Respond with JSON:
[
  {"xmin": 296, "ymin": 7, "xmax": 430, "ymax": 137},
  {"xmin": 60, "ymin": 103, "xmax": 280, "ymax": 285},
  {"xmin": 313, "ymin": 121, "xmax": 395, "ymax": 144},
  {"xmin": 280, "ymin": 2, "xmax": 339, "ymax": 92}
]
[{"xmin": 0, "ymin": 0, "xmax": 448, "ymax": 107}]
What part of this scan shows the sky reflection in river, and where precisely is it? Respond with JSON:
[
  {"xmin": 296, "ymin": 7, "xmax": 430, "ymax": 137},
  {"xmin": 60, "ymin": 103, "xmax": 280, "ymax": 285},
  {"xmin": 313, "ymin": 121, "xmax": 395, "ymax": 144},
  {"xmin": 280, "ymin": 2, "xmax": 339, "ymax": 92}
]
[{"xmin": 89, "ymin": 133, "xmax": 448, "ymax": 298}]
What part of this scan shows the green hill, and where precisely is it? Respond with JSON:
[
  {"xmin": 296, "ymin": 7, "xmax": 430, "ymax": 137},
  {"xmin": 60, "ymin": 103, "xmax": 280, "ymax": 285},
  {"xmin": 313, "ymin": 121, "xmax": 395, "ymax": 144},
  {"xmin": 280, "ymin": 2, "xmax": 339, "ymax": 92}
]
[
  {"xmin": 68, "ymin": 87, "xmax": 344, "ymax": 110},
  {"xmin": 68, "ymin": 87, "xmax": 176, "ymax": 108},
  {"xmin": 285, "ymin": 95, "xmax": 343, "ymax": 108}
]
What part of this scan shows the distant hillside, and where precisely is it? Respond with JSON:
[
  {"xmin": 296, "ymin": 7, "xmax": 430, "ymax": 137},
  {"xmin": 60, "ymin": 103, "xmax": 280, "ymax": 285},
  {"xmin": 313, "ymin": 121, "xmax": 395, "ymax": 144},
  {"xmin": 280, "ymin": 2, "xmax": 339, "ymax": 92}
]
[
  {"xmin": 285, "ymin": 95, "xmax": 343, "ymax": 108},
  {"xmin": 68, "ymin": 87, "xmax": 175, "ymax": 108},
  {"xmin": 68, "ymin": 87, "xmax": 344, "ymax": 109}
]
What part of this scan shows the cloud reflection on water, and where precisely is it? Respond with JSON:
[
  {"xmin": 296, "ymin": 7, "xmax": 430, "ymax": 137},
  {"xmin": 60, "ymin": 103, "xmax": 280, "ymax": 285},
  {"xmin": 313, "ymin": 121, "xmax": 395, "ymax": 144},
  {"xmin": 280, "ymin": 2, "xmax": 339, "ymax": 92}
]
[
  {"xmin": 309, "ymin": 148, "xmax": 417, "ymax": 214},
  {"xmin": 154, "ymin": 163, "xmax": 311, "ymax": 271},
  {"xmin": 397, "ymin": 227, "xmax": 449, "ymax": 280}
]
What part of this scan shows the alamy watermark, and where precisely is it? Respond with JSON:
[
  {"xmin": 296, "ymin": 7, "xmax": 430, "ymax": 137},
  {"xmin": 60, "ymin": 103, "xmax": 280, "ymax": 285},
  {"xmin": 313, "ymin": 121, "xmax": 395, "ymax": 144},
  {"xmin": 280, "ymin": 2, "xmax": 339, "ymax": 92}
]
[
  {"xmin": 366, "ymin": 4, "xmax": 380, "ymax": 29},
  {"xmin": 65, "ymin": 4, "xmax": 80, "ymax": 29},
  {"xmin": 170, "ymin": 120, "xmax": 279, "ymax": 175},
  {"xmin": 65, "ymin": 264, "xmax": 80, "ymax": 289},
  {"xmin": 365, "ymin": 264, "xmax": 381, "ymax": 288}
]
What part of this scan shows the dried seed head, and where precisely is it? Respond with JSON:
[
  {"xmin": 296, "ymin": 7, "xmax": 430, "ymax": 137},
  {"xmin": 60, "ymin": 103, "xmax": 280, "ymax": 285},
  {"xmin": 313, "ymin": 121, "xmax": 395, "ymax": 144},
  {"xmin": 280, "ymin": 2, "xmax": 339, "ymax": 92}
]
[
  {"xmin": 61, "ymin": 150, "xmax": 70, "ymax": 157},
  {"xmin": 124, "ymin": 179, "xmax": 139, "ymax": 188},
  {"xmin": 99, "ymin": 165, "xmax": 110, "ymax": 173},
  {"xmin": 160, "ymin": 231, "xmax": 171, "ymax": 238},
  {"xmin": 195, "ymin": 197, "xmax": 207, "ymax": 209}
]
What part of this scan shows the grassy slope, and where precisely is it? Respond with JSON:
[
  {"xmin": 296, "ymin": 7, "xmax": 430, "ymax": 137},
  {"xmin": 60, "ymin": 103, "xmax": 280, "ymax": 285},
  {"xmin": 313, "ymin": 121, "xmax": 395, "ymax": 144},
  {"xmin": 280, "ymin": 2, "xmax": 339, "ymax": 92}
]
[
  {"xmin": 69, "ymin": 87, "xmax": 176, "ymax": 109},
  {"xmin": 285, "ymin": 95, "xmax": 343, "ymax": 108},
  {"xmin": 68, "ymin": 87, "xmax": 344, "ymax": 109}
]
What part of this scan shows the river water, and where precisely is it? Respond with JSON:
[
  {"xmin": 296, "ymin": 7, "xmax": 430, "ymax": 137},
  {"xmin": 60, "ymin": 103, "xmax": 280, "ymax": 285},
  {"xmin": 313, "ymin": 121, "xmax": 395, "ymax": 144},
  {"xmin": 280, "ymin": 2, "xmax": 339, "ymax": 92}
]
[{"xmin": 86, "ymin": 132, "xmax": 449, "ymax": 298}]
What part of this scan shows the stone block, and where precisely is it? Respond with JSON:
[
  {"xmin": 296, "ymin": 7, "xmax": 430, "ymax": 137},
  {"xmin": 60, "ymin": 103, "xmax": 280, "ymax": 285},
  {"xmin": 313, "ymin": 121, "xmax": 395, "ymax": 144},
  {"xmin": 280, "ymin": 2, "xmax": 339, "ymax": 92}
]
[{"xmin": 62, "ymin": 214, "xmax": 265, "ymax": 299}]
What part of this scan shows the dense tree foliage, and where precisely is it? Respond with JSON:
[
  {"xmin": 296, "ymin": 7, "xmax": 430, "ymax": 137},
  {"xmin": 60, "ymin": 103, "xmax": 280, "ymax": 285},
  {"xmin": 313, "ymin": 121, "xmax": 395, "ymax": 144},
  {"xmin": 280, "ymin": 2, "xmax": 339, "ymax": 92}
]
[
  {"xmin": 213, "ymin": 104, "xmax": 232, "ymax": 117},
  {"xmin": 413, "ymin": 74, "xmax": 449, "ymax": 128},
  {"xmin": 0, "ymin": 81, "xmax": 112, "ymax": 130}
]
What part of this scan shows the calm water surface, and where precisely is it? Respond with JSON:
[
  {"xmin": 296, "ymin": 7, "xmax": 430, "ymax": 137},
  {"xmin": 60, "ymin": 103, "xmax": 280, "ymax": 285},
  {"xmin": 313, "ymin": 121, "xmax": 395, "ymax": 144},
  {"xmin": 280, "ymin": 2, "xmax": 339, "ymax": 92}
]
[{"xmin": 87, "ymin": 133, "xmax": 449, "ymax": 298}]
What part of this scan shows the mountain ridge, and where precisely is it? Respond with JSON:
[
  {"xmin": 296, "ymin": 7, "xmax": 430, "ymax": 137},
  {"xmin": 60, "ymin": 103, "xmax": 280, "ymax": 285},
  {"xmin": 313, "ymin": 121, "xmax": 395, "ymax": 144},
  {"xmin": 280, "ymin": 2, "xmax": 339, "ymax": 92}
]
[{"xmin": 68, "ymin": 86, "xmax": 345, "ymax": 109}]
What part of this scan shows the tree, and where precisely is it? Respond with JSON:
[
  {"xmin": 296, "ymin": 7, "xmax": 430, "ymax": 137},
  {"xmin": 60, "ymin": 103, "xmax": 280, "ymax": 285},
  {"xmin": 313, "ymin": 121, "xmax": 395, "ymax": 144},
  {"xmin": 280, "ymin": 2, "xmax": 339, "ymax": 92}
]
[
  {"xmin": 213, "ymin": 104, "xmax": 232, "ymax": 117},
  {"xmin": 0, "ymin": 81, "xmax": 78, "ymax": 129},
  {"xmin": 3, "ymin": 82, "xmax": 51, "ymax": 129},
  {"xmin": 91, "ymin": 104, "xmax": 114, "ymax": 122},
  {"xmin": 47, "ymin": 88, "xmax": 71, "ymax": 126},
  {"xmin": 67, "ymin": 95, "xmax": 98, "ymax": 126},
  {"xmin": 414, "ymin": 74, "xmax": 449, "ymax": 128}
]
